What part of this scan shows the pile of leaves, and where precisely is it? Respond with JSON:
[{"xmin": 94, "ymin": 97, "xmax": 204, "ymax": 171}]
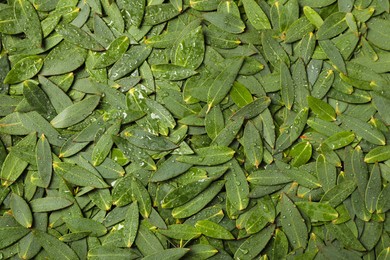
[{"xmin": 1, "ymin": 0, "xmax": 390, "ymax": 259}]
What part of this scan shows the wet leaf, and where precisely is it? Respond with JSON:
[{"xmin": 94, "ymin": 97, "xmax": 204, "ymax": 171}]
[
  {"xmin": 53, "ymin": 161, "xmax": 109, "ymax": 188},
  {"xmin": 280, "ymin": 193, "xmax": 308, "ymax": 250},
  {"xmin": 195, "ymin": 220, "xmax": 234, "ymax": 240},
  {"xmin": 10, "ymin": 193, "xmax": 33, "ymax": 228},
  {"xmin": 295, "ymin": 201, "xmax": 338, "ymax": 222},
  {"xmin": 4, "ymin": 56, "xmax": 43, "ymax": 84},
  {"xmin": 50, "ymin": 95, "xmax": 100, "ymax": 128},
  {"xmin": 176, "ymin": 146, "xmax": 235, "ymax": 166}
]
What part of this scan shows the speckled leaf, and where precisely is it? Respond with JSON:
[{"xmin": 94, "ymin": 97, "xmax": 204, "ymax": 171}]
[
  {"xmin": 326, "ymin": 222, "xmax": 366, "ymax": 251},
  {"xmin": 316, "ymin": 154, "xmax": 336, "ymax": 192},
  {"xmin": 64, "ymin": 217, "xmax": 107, "ymax": 237},
  {"xmin": 40, "ymin": 41, "xmax": 87, "ymax": 76},
  {"xmin": 53, "ymin": 161, "xmax": 109, "ymax": 188},
  {"xmin": 151, "ymin": 64, "xmax": 197, "ymax": 81},
  {"xmin": 203, "ymin": 12, "xmax": 245, "ymax": 34},
  {"xmin": 36, "ymin": 134, "xmax": 52, "ymax": 188},
  {"xmin": 4, "ymin": 56, "xmax": 43, "ymax": 84},
  {"xmin": 307, "ymin": 96, "xmax": 336, "ymax": 121},
  {"xmin": 172, "ymin": 26, "xmax": 205, "ymax": 70},
  {"xmin": 121, "ymin": 0, "xmax": 145, "ymax": 28},
  {"xmin": 162, "ymin": 178, "xmax": 213, "ymax": 208},
  {"xmin": 33, "ymin": 230, "xmax": 79, "ymax": 260},
  {"xmin": 29, "ymin": 197, "xmax": 73, "ymax": 212},
  {"xmin": 295, "ymin": 201, "xmax": 338, "ymax": 222},
  {"xmin": 364, "ymin": 146, "xmax": 390, "ymax": 163},
  {"xmin": 195, "ymin": 220, "xmax": 234, "ymax": 240},
  {"xmin": 10, "ymin": 194, "xmax": 33, "ymax": 228},
  {"xmin": 158, "ymin": 224, "xmax": 201, "ymax": 240},
  {"xmin": 14, "ymin": 0, "xmax": 42, "ymax": 47},
  {"xmin": 92, "ymin": 121, "xmax": 121, "ymax": 166},
  {"xmin": 242, "ymin": 121, "xmax": 263, "ymax": 169},
  {"xmin": 320, "ymin": 179, "xmax": 357, "ymax": 207},
  {"xmin": 50, "ymin": 95, "xmax": 100, "ymax": 128},
  {"xmin": 56, "ymin": 23, "xmax": 104, "ymax": 51},
  {"xmin": 323, "ymin": 131, "xmax": 355, "ymax": 150},
  {"xmin": 93, "ymin": 36, "xmax": 130, "ymax": 69},
  {"xmin": 242, "ymin": 0, "xmax": 271, "ymax": 30},
  {"xmin": 234, "ymin": 225, "xmax": 275, "ymax": 259},
  {"xmin": 172, "ymin": 180, "xmax": 225, "ymax": 219},
  {"xmin": 280, "ymin": 193, "xmax": 308, "ymax": 250},
  {"xmin": 143, "ymin": 3, "xmax": 181, "ymax": 25},
  {"xmin": 317, "ymin": 12, "xmax": 348, "ymax": 40},
  {"xmin": 319, "ymin": 40, "xmax": 347, "ymax": 74},
  {"xmin": 207, "ymin": 57, "xmax": 244, "ymax": 110},
  {"xmin": 365, "ymin": 163, "xmax": 381, "ymax": 213},
  {"xmin": 176, "ymin": 146, "xmax": 234, "ymax": 166},
  {"xmin": 339, "ymin": 114, "xmax": 386, "ymax": 146}
]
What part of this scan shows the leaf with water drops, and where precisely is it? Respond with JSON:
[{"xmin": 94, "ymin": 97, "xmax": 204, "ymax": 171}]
[
  {"xmin": 280, "ymin": 193, "xmax": 308, "ymax": 250},
  {"xmin": 10, "ymin": 194, "xmax": 33, "ymax": 228},
  {"xmin": 4, "ymin": 56, "xmax": 43, "ymax": 84}
]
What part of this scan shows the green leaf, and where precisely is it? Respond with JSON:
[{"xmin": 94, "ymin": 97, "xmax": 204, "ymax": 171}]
[
  {"xmin": 316, "ymin": 154, "xmax": 336, "ymax": 191},
  {"xmin": 56, "ymin": 23, "xmax": 104, "ymax": 51},
  {"xmin": 162, "ymin": 178, "xmax": 213, "ymax": 208},
  {"xmin": 0, "ymin": 215, "xmax": 30, "ymax": 250},
  {"xmin": 4, "ymin": 56, "xmax": 43, "ymax": 84},
  {"xmin": 92, "ymin": 121, "xmax": 121, "ymax": 166},
  {"xmin": 242, "ymin": 0, "xmax": 271, "ymax": 30},
  {"xmin": 307, "ymin": 96, "xmax": 336, "ymax": 121},
  {"xmin": 172, "ymin": 180, "xmax": 225, "ymax": 218},
  {"xmin": 365, "ymin": 163, "xmax": 381, "ymax": 213},
  {"xmin": 88, "ymin": 246, "xmax": 140, "ymax": 259},
  {"xmin": 320, "ymin": 180, "xmax": 357, "ymax": 207},
  {"xmin": 323, "ymin": 131, "xmax": 355, "ymax": 150},
  {"xmin": 285, "ymin": 17, "xmax": 315, "ymax": 43},
  {"xmin": 195, "ymin": 220, "xmax": 234, "ymax": 240},
  {"xmin": 14, "ymin": 0, "xmax": 43, "ymax": 47},
  {"xmin": 295, "ymin": 201, "xmax": 338, "ymax": 221},
  {"xmin": 121, "ymin": 0, "xmax": 145, "ymax": 28},
  {"xmin": 242, "ymin": 120, "xmax": 263, "ymax": 169},
  {"xmin": 317, "ymin": 12, "xmax": 348, "ymax": 40},
  {"xmin": 172, "ymin": 26, "xmax": 205, "ymax": 70},
  {"xmin": 143, "ymin": 3, "xmax": 181, "ymax": 26},
  {"xmin": 318, "ymin": 40, "xmax": 347, "ymax": 74},
  {"xmin": 158, "ymin": 224, "xmax": 201, "ymax": 240},
  {"xmin": 203, "ymin": 12, "xmax": 245, "ymax": 34},
  {"xmin": 50, "ymin": 95, "xmax": 100, "ymax": 128},
  {"xmin": 280, "ymin": 61, "xmax": 295, "ymax": 110},
  {"xmin": 151, "ymin": 64, "xmax": 197, "ymax": 81},
  {"xmin": 53, "ymin": 161, "xmax": 109, "ymax": 188},
  {"xmin": 289, "ymin": 142, "xmax": 312, "ymax": 167},
  {"xmin": 205, "ymin": 105, "xmax": 225, "ymax": 140},
  {"xmin": 234, "ymin": 225, "xmax": 275, "ymax": 259},
  {"xmin": 64, "ymin": 217, "xmax": 107, "ymax": 237},
  {"xmin": 0, "ymin": 153, "xmax": 29, "ymax": 187},
  {"xmin": 326, "ymin": 222, "xmax": 366, "ymax": 251},
  {"xmin": 30, "ymin": 197, "xmax": 73, "ymax": 212},
  {"xmin": 10, "ymin": 194, "xmax": 33, "ymax": 228},
  {"xmin": 176, "ymin": 146, "xmax": 235, "ymax": 166},
  {"xmin": 339, "ymin": 114, "xmax": 386, "ymax": 145},
  {"xmin": 367, "ymin": 18, "xmax": 390, "ymax": 51},
  {"xmin": 109, "ymin": 44, "xmax": 152, "ymax": 80},
  {"xmin": 143, "ymin": 248, "xmax": 190, "ymax": 260},
  {"xmin": 40, "ymin": 41, "xmax": 87, "ymax": 76},
  {"xmin": 280, "ymin": 193, "xmax": 308, "ymax": 250},
  {"xmin": 364, "ymin": 146, "xmax": 390, "ymax": 163},
  {"xmin": 207, "ymin": 57, "xmax": 244, "ymax": 110},
  {"xmin": 225, "ymin": 159, "xmax": 250, "ymax": 211},
  {"xmin": 93, "ymin": 36, "xmax": 130, "ymax": 69},
  {"xmin": 33, "ymin": 230, "xmax": 79, "ymax": 260}
]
